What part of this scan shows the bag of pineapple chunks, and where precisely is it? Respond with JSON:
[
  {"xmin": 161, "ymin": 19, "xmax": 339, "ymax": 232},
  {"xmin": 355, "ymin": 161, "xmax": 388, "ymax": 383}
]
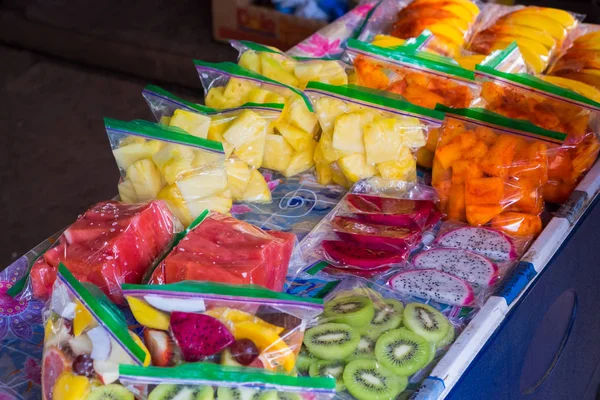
[
  {"xmin": 230, "ymin": 40, "xmax": 349, "ymax": 90},
  {"xmin": 195, "ymin": 61, "xmax": 320, "ymax": 177},
  {"xmin": 119, "ymin": 363, "xmax": 336, "ymax": 400},
  {"xmin": 42, "ymin": 264, "xmax": 148, "ymax": 400},
  {"xmin": 304, "ymin": 82, "xmax": 444, "ymax": 187}
]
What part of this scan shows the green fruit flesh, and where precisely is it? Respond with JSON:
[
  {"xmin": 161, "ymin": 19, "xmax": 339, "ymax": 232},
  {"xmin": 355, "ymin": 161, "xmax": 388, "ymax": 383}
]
[
  {"xmin": 375, "ymin": 328, "xmax": 432, "ymax": 376},
  {"xmin": 370, "ymin": 299, "xmax": 404, "ymax": 334},
  {"xmin": 149, "ymin": 384, "xmax": 214, "ymax": 400},
  {"xmin": 87, "ymin": 384, "xmax": 134, "ymax": 400},
  {"xmin": 346, "ymin": 335, "xmax": 376, "ymax": 362},
  {"xmin": 403, "ymin": 303, "xmax": 450, "ymax": 343},
  {"xmin": 324, "ymin": 296, "xmax": 375, "ymax": 327},
  {"xmin": 343, "ymin": 359, "xmax": 407, "ymax": 400},
  {"xmin": 309, "ymin": 360, "xmax": 346, "ymax": 391},
  {"xmin": 217, "ymin": 387, "xmax": 258, "ymax": 400},
  {"xmin": 304, "ymin": 323, "xmax": 360, "ymax": 360}
]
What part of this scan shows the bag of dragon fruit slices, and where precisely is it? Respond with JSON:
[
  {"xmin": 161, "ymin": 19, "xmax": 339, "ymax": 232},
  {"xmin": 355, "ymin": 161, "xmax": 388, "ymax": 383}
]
[
  {"xmin": 119, "ymin": 363, "xmax": 336, "ymax": 400},
  {"xmin": 298, "ymin": 276, "xmax": 464, "ymax": 399},
  {"xmin": 121, "ymin": 280, "xmax": 324, "ymax": 374},
  {"xmin": 41, "ymin": 264, "xmax": 149, "ymax": 400}
]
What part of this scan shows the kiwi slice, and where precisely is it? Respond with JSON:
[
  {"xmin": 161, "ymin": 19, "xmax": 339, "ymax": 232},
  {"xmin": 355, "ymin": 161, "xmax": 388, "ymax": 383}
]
[
  {"xmin": 323, "ymin": 296, "xmax": 374, "ymax": 327},
  {"xmin": 343, "ymin": 359, "xmax": 407, "ymax": 400},
  {"xmin": 309, "ymin": 360, "xmax": 346, "ymax": 391},
  {"xmin": 303, "ymin": 323, "xmax": 359, "ymax": 360},
  {"xmin": 87, "ymin": 384, "xmax": 134, "ymax": 400},
  {"xmin": 257, "ymin": 391, "xmax": 302, "ymax": 400},
  {"xmin": 346, "ymin": 335, "xmax": 376, "ymax": 362},
  {"xmin": 375, "ymin": 328, "xmax": 432, "ymax": 376},
  {"xmin": 370, "ymin": 299, "xmax": 404, "ymax": 334},
  {"xmin": 217, "ymin": 387, "xmax": 259, "ymax": 400},
  {"xmin": 403, "ymin": 303, "xmax": 450, "ymax": 343},
  {"xmin": 435, "ymin": 325, "xmax": 455, "ymax": 350},
  {"xmin": 296, "ymin": 347, "xmax": 315, "ymax": 374},
  {"xmin": 149, "ymin": 384, "xmax": 213, "ymax": 400}
]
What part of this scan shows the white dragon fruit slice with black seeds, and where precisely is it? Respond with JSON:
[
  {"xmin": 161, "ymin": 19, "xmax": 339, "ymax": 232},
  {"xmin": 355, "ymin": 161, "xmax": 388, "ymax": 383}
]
[
  {"xmin": 412, "ymin": 248, "xmax": 499, "ymax": 286},
  {"xmin": 388, "ymin": 269, "xmax": 475, "ymax": 306},
  {"xmin": 435, "ymin": 226, "xmax": 518, "ymax": 262}
]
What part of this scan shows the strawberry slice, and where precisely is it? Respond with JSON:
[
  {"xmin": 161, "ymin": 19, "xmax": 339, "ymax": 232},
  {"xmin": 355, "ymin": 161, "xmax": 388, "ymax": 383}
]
[{"xmin": 143, "ymin": 329, "xmax": 174, "ymax": 367}]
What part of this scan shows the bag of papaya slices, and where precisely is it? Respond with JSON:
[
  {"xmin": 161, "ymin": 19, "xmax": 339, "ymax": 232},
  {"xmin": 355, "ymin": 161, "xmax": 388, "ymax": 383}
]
[
  {"xmin": 42, "ymin": 264, "xmax": 149, "ymax": 400},
  {"xmin": 121, "ymin": 280, "xmax": 324, "ymax": 374},
  {"xmin": 473, "ymin": 42, "xmax": 600, "ymax": 204},
  {"xmin": 297, "ymin": 276, "xmax": 461, "ymax": 399},
  {"xmin": 119, "ymin": 363, "xmax": 336, "ymax": 400}
]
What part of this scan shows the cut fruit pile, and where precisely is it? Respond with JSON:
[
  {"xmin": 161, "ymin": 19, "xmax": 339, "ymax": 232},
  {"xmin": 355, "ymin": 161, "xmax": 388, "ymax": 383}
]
[
  {"xmin": 145, "ymin": 384, "xmax": 303, "ymax": 400},
  {"xmin": 549, "ymin": 30, "xmax": 600, "ymax": 90},
  {"xmin": 300, "ymin": 293, "xmax": 454, "ymax": 400}
]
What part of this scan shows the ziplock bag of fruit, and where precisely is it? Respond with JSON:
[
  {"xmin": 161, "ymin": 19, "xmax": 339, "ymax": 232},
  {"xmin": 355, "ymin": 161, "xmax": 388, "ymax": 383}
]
[
  {"xmin": 432, "ymin": 105, "xmax": 567, "ymax": 236},
  {"xmin": 147, "ymin": 210, "xmax": 296, "ymax": 292},
  {"xmin": 230, "ymin": 40, "xmax": 349, "ymax": 90},
  {"xmin": 382, "ymin": 220, "xmax": 533, "ymax": 307},
  {"xmin": 299, "ymin": 178, "xmax": 442, "ymax": 278},
  {"xmin": 10, "ymin": 200, "xmax": 179, "ymax": 304},
  {"xmin": 195, "ymin": 62, "xmax": 320, "ymax": 178},
  {"xmin": 305, "ymin": 82, "xmax": 444, "ymax": 187},
  {"xmin": 298, "ymin": 276, "xmax": 461, "ymax": 399},
  {"xmin": 548, "ymin": 24, "xmax": 600, "ymax": 87},
  {"xmin": 122, "ymin": 280, "xmax": 324, "ymax": 373},
  {"xmin": 42, "ymin": 264, "xmax": 149, "ymax": 400},
  {"xmin": 473, "ymin": 43, "xmax": 600, "ymax": 204},
  {"xmin": 119, "ymin": 363, "xmax": 336, "ymax": 400}
]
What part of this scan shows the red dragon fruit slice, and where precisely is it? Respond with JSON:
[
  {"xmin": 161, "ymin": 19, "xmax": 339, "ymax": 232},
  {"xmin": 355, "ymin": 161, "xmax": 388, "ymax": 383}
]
[
  {"xmin": 322, "ymin": 240, "xmax": 408, "ymax": 269},
  {"xmin": 435, "ymin": 226, "xmax": 518, "ymax": 262},
  {"xmin": 170, "ymin": 312, "xmax": 234, "ymax": 362},
  {"xmin": 388, "ymin": 269, "xmax": 475, "ymax": 306},
  {"xmin": 347, "ymin": 194, "xmax": 435, "ymax": 227},
  {"xmin": 412, "ymin": 248, "xmax": 499, "ymax": 286},
  {"xmin": 323, "ymin": 264, "xmax": 391, "ymax": 279},
  {"xmin": 331, "ymin": 216, "xmax": 422, "ymax": 248}
]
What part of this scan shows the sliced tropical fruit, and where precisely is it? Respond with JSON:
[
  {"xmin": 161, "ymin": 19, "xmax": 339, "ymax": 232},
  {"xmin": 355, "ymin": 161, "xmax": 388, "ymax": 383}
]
[{"xmin": 125, "ymin": 296, "xmax": 170, "ymax": 331}]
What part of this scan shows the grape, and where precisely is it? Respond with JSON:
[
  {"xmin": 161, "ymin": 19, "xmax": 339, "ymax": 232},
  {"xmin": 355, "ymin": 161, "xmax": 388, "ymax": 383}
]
[
  {"xmin": 229, "ymin": 339, "xmax": 259, "ymax": 366},
  {"xmin": 72, "ymin": 354, "xmax": 94, "ymax": 377}
]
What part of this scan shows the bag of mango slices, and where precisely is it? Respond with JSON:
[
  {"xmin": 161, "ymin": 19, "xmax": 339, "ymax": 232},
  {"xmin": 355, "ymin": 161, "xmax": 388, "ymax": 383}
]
[
  {"xmin": 119, "ymin": 363, "xmax": 336, "ymax": 400},
  {"xmin": 195, "ymin": 61, "xmax": 320, "ymax": 177},
  {"xmin": 305, "ymin": 82, "xmax": 444, "ymax": 187},
  {"xmin": 42, "ymin": 264, "xmax": 149, "ymax": 400},
  {"xmin": 142, "ymin": 85, "xmax": 283, "ymax": 204},
  {"xmin": 121, "ymin": 280, "xmax": 324, "ymax": 374},
  {"xmin": 473, "ymin": 42, "xmax": 600, "ymax": 204}
]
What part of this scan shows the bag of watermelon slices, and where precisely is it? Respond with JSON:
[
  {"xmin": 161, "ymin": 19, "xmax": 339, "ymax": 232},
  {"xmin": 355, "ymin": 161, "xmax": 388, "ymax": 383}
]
[
  {"xmin": 119, "ymin": 363, "xmax": 336, "ymax": 399},
  {"xmin": 121, "ymin": 280, "xmax": 324, "ymax": 374},
  {"xmin": 41, "ymin": 264, "xmax": 149, "ymax": 400},
  {"xmin": 298, "ymin": 276, "xmax": 463, "ymax": 399}
]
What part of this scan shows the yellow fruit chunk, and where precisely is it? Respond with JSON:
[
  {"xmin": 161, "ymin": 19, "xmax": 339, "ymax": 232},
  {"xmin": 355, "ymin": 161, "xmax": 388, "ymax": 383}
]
[
  {"xmin": 276, "ymin": 121, "xmax": 314, "ymax": 152},
  {"xmin": 260, "ymin": 54, "xmax": 299, "ymax": 88},
  {"xmin": 377, "ymin": 150, "xmax": 417, "ymax": 182},
  {"xmin": 247, "ymin": 88, "xmax": 270, "ymax": 104},
  {"xmin": 242, "ymin": 170, "xmax": 271, "ymax": 203},
  {"xmin": 125, "ymin": 296, "xmax": 170, "ymax": 331},
  {"xmin": 73, "ymin": 301, "xmax": 95, "ymax": 337},
  {"xmin": 363, "ymin": 118, "xmax": 405, "ymax": 165},
  {"xmin": 338, "ymin": 153, "xmax": 377, "ymax": 183},
  {"xmin": 225, "ymin": 159, "xmax": 252, "ymax": 201},
  {"xmin": 330, "ymin": 161, "xmax": 351, "ymax": 188},
  {"xmin": 315, "ymin": 161, "xmax": 333, "ymax": 185},
  {"xmin": 206, "ymin": 87, "xmax": 237, "ymax": 109},
  {"xmin": 332, "ymin": 111, "xmax": 376, "ymax": 153},
  {"xmin": 169, "ymin": 109, "xmax": 211, "ymax": 139},
  {"xmin": 500, "ymin": 15, "xmax": 566, "ymax": 43},
  {"xmin": 263, "ymin": 134, "xmax": 294, "ymax": 172},
  {"xmin": 208, "ymin": 121, "xmax": 234, "ymax": 159},
  {"xmin": 204, "ymin": 308, "xmax": 284, "ymax": 335},
  {"xmin": 284, "ymin": 147, "xmax": 316, "ymax": 177},
  {"xmin": 428, "ymin": 22, "xmax": 466, "ymax": 46},
  {"xmin": 176, "ymin": 168, "xmax": 228, "ymax": 202},
  {"xmin": 125, "ymin": 159, "xmax": 163, "ymax": 201},
  {"xmin": 224, "ymin": 110, "xmax": 268, "ymax": 149},
  {"xmin": 118, "ymin": 179, "xmax": 138, "ymax": 203},
  {"xmin": 233, "ymin": 131, "xmax": 267, "ymax": 168},
  {"xmin": 372, "ymin": 35, "xmax": 406, "ymax": 48},
  {"xmin": 187, "ymin": 189, "xmax": 232, "ymax": 216},
  {"xmin": 315, "ymin": 97, "xmax": 347, "ymax": 133},
  {"xmin": 159, "ymin": 116, "xmax": 171, "ymax": 125},
  {"xmin": 129, "ymin": 331, "xmax": 151, "ymax": 366},
  {"xmin": 223, "ymin": 78, "xmax": 255, "ymax": 101},
  {"xmin": 158, "ymin": 184, "xmax": 192, "ymax": 226},
  {"xmin": 112, "ymin": 140, "xmax": 162, "ymax": 170},
  {"xmin": 233, "ymin": 320, "xmax": 295, "ymax": 372},
  {"xmin": 52, "ymin": 372, "xmax": 91, "ymax": 400},
  {"xmin": 541, "ymin": 76, "xmax": 600, "ymax": 102},
  {"xmin": 239, "ymin": 51, "xmax": 262, "ymax": 73}
]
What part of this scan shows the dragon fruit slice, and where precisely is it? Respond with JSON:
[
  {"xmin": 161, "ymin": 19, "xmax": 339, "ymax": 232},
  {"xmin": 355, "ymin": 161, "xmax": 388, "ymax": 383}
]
[
  {"xmin": 332, "ymin": 216, "xmax": 422, "ymax": 248},
  {"xmin": 170, "ymin": 312, "xmax": 234, "ymax": 362},
  {"xmin": 347, "ymin": 194, "xmax": 435, "ymax": 227},
  {"xmin": 435, "ymin": 226, "xmax": 518, "ymax": 262},
  {"xmin": 412, "ymin": 248, "xmax": 499, "ymax": 286},
  {"xmin": 322, "ymin": 240, "xmax": 408, "ymax": 269},
  {"xmin": 388, "ymin": 269, "xmax": 475, "ymax": 306}
]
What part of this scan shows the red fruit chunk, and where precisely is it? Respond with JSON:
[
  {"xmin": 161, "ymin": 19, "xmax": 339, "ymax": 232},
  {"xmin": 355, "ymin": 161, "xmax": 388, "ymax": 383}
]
[
  {"xmin": 346, "ymin": 194, "xmax": 435, "ymax": 227},
  {"xmin": 42, "ymin": 347, "xmax": 71, "ymax": 400},
  {"xmin": 144, "ymin": 329, "xmax": 174, "ymax": 367},
  {"xmin": 230, "ymin": 339, "xmax": 260, "ymax": 366},
  {"xmin": 322, "ymin": 240, "xmax": 408, "ymax": 269},
  {"xmin": 170, "ymin": 312, "xmax": 234, "ymax": 362},
  {"xmin": 332, "ymin": 216, "xmax": 422, "ymax": 248}
]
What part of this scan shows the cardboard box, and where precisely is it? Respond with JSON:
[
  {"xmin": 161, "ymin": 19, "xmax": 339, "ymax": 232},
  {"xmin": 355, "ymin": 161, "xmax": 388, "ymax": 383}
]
[{"xmin": 212, "ymin": 0, "xmax": 327, "ymax": 50}]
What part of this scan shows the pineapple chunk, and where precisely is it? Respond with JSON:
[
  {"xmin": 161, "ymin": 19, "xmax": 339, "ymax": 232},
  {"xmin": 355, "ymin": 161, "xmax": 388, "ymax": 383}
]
[
  {"xmin": 260, "ymin": 55, "xmax": 299, "ymax": 88},
  {"xmin": 191, "ymin": 150, "xmax": 224, "ymax": 169},
  {"xmin": 208, "ymin": 120, "xmax": 234, "ymax": 159},
  {"xmin": 320, "ymin": 61, "xmax": 348, "ymax": 86},
  {"xmin": 223, "ymin": 110, "xmax": 267, "ymax": 148},
  {"xmin": 152, "ymin": 143, "xmax": 194, "ymax": 172},
  {"xmin": 242, "ymin": 170, "xmax": 272, "ymax": 203},
  {"xmin": 233, "ymin": 129, "xmax": 266, "ymax": 168},
  {"xmin": 169, "ymin": 109, "xmax": 211, "ymax": 139},
  {"xmin": 315, "ymin": 97, "xmax": 347, "ymax": 133},
  {"xmin": 126, "ymin": 159, "xmax": 163, "ymax": 201},
  {"xmin": 376, "ymin": 147, "xmax": 417, "ymax": 182},
  {"xmin": 159, "ymin": 116, "xmax": 171, "ymax": 125},
  {"xmin": 263, "ymin": 134, "xmax": 294, "ymax": 172},
  {"xmin": 294, "ymin": 62, "xmax": 323, "ymax": 89},
  {"xmin": 239, "ymin": 51, "xmax": 261, "ymax": 73},
  {"xmin": 330, "ymin": 161, "xmax": 351, "ymax": 188},
  {"xmin": 315, "ymin": 161, "xmax": 333, "ymax": 185},
  {"xmin": 338, "ymin": 153, "xmax": 377, "ymax": 183},
  {"xmin": 162, "ymin": 158, "xmax": 193, "ymax": 185},
  {"xmin": 332, "ymin": 111, "xmax": 376, "ymax": 153},
  {"xmin": 158, "ymin": 184, "xmax": 193, "ymax": 226},
  {"xmin": 247, "ymin": 88, "xmax": 271, "ymax": 104},
  {"xmin": 284, "ymin": 146, "xmax": 316, "ymax": 177},
  {"xmin": 265, "ymin": 92, "xmax": 287, "ymax": 105},
  {"xmin": 397, "ymin": 117, "xmax": 426, "ymax": 147},
  {"xmin": 206, "ymin": 87, "xmax": 235, "ymax": 109},
  {"xmin": 176, "ymin": 168, "xmax": 228, "ymax": 202},
  {"xmin": 275, "ymin": 121, "xmax": 314, "ymax": 152},
  {"xmin": 317, "ymin": 131, "xmax": 350, "ymax": 163},
  {"xmin": 113, "ymin": 140, "xmax": 162, "ymax": 170},
  {"xmin": 223, "ymin": 78, "xmax": 255, "ymax": 101},
  {"xmin": 225, "ymin": 159, "xmax": 252, "ymax": 201},
  {"xmin": 364, "ymin": 118, "xmax": 404, "ymax": 165},
  {"xmin": 287, "ymin": 97, "xmax": 318, "ymax": 135},
  {"xmin": 118, "ymin": 179, "xmax": 138, "ymax": 203},
  {"xmin": 187, "ymin": 189, "xmax": 233, "ymax": 217}
]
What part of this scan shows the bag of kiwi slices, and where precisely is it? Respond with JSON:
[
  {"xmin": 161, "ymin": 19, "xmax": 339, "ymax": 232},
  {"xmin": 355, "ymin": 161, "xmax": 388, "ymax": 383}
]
[{"xmin": 118, "ymin": 363, "xmax": 337, "ymax": 400}]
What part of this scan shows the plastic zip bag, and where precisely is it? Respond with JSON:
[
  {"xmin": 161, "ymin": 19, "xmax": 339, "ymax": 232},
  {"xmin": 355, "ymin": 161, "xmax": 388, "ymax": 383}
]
[
  {"xmin": 122, "ymin": 280, "xmax": 324, "ymax": 373},
  {"xmin": 432, "ymin": 105, "xmax": 567, "ymax": 235},
  {"xmin": 119, "ymin": 363, "xmax": 336, "ymax": 399},
  {"xmin": 305, "ymin": 82, "xmax": 444, "ymax": 187},
  {"xmin": 473, "ymin": 43, "xmax": 600, "ymax": 204},
  {"xmin": 42, "ymin": 264, "xmax": 149, "ymax": 400}
]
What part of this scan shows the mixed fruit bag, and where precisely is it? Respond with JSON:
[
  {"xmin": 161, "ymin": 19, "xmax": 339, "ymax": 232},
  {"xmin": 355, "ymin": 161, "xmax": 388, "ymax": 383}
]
[
  {"xmin": 142, "ymin": 85, "xmax": 281, "ymax": 204},
  {"xmin": 119, "ymin": 363, "xmax": 336, "ymax": 400},
  {"xmin": 432, "ymin": 105, "xmax": 567, "ymax": 235},
  {"xmin": 298, "ymin": 276, "xmax": 459, "ymax": 399},
  {"xmin": 23, "ymin": 200, "xmax": 178, "ymax": 304},
  {"xmin": 473, "ymin": 44, "xmax": 600, "ymax": 204},
  {"xmin": 305, "ymin": 82, "xmax": 444, "ymax": 187},
  {"xmin": 122, "ymin": 280, "xmax": 324, "ymax": 373},
  {"xmin": 42, "ymin": 264, "xmax": 149, "ymax": 400},
  {"xmin": 195, "ymin": 61, "xmax": 320, "ymax": 177},
  {"xmin": 148, "ymin": 211, "xmax": 296, "ymax": 292}
]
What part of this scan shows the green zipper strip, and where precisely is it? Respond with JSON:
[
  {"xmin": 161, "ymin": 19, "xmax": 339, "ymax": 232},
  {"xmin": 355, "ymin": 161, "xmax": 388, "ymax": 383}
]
[
  {"xmin": 144, "ymin": 85, "xmax": 217, "ymax": 114},
  {"xmin": 478, "ymin": 42, "xmax": 519, "ymax": 70},
  {"xmin": 347, "ymin": 38, "xmax": 474, "ymax": 81},
  {"xmin": 435, "ymin": 105, "xmax": 567, "ymax": 143},
  {"xmin": 305, "ymin": 261, "xmax": 330, "ymax": 276},
  {"xmin": 193, "ymin": 60, "xmax": 314, "ymax": 112},
  {"xmin": 234, "ymin": 40, "xmax": 283, "ymax": 55},
  {"xmin": 305, "ymin": 82, "xmax": 445, "ymax": 122},
  {"xmin": 119, "ymin": 363, "xmax": 336, "ymax": 391},
  {"xmin": 57, "ymin": 263, "xmax": 147, "ymax": 364}
]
